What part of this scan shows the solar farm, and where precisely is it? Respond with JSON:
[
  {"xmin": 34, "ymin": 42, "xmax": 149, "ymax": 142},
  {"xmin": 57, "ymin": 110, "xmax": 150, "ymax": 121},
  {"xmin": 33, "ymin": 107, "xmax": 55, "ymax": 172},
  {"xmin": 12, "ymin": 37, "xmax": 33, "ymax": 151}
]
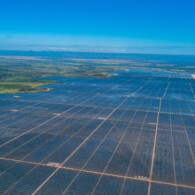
[{"xmin": 0, "ymin": 68, "xmax": 194, "ymax": 194}]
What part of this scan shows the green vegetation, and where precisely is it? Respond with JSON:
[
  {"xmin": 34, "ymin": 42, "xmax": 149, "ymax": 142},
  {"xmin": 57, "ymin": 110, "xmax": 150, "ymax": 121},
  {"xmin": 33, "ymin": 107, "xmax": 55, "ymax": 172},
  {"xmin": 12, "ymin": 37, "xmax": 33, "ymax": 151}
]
[
  {"xmin": 0, "ymin": 68, "xmax": 62, "ymax": 93},
  {"xmin": 0, "ymin": 82, "xmax": 49, "ymax": 93},
  {"xmin": 0, "ymin": 56, "xmax": 123, "ymax": 93},
  {"xmin": 0, "ymin": 54, "xmax": 194, "ymax": 93},
  {"xmin": 0, "ymin": 78, "xmax": 61, "ymax": 93}
]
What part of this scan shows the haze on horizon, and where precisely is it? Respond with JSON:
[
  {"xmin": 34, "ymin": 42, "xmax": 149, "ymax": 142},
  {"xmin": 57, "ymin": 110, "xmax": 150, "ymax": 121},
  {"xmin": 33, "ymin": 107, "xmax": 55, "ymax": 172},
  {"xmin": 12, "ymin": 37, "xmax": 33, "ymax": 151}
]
[{"xmin": 0, "ymin": 0, "xmax": 195, "ymax": 55}]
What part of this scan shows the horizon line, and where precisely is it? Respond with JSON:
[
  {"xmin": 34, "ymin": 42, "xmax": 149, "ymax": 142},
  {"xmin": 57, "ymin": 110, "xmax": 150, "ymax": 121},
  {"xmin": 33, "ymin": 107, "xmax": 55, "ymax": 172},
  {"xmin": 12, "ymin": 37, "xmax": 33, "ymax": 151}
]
[{"xmin": 0, "ymin": 49, "xmax": 195, "ymax": 57}]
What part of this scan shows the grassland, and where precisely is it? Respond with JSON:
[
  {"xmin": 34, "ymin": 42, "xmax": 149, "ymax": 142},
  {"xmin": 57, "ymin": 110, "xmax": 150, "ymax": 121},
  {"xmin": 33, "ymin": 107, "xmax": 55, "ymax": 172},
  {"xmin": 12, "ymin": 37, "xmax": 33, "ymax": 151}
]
[
  {"xmin": 0, "ymin": 80, "xmax": 54, "ymax": 93},
  {"xmin": 0, "ymin": 56, "xmax": 123, "ymax": 93},
  {"xmin": 0, "ymin": 69, "xmax": 61, "ymax": 93},
  {"xmin": 0, "ymin": 52, "xmax": 194, "ymax": 93}
]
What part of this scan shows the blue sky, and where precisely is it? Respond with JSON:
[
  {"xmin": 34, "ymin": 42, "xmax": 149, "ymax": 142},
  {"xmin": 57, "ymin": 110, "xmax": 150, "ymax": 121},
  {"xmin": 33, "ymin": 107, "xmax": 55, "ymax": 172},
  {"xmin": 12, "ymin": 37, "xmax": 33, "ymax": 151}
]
[{"xmin": 0, "ymin": 0, "xmax": 194, "ymax": 54}]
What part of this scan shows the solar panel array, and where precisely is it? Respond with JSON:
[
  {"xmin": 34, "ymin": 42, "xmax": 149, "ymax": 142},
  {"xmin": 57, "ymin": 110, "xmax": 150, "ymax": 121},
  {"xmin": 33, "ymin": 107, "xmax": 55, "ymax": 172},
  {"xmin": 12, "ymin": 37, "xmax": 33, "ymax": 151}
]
[{"xmin": 0, "ymin": 70, "xmax": 194, "ymax": 194}]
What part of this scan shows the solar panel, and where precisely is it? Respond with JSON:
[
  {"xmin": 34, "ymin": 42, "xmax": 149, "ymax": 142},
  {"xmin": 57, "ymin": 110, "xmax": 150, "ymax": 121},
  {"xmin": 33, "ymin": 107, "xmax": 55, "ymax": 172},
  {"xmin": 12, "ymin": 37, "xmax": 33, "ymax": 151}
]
[{"xmin": 0, "ymin": 67, "xmax": 194, "ymax": 194}]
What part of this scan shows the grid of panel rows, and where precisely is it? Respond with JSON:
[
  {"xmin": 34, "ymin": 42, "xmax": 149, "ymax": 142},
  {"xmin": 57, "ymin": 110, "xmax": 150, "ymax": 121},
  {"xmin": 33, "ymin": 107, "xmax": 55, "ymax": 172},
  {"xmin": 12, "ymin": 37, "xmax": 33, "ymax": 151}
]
[{"xmin": 0, "ymin": 75, "xmax": 194, "ymax": 195}]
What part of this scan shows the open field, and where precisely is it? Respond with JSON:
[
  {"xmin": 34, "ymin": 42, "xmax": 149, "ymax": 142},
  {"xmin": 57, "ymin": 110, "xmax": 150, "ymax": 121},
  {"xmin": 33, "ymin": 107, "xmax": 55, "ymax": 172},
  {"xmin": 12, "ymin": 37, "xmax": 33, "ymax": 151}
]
[
  {"xmin": 0, "ymin": 51, "xmax": 194, "ymax": 194},
  {"xmin": 0, "ymin": 81, "xmax": 52, "ymax": 93},
  {"xmin": 0, "ymin": 51, "xmax": 195, "ymax": 93}
]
